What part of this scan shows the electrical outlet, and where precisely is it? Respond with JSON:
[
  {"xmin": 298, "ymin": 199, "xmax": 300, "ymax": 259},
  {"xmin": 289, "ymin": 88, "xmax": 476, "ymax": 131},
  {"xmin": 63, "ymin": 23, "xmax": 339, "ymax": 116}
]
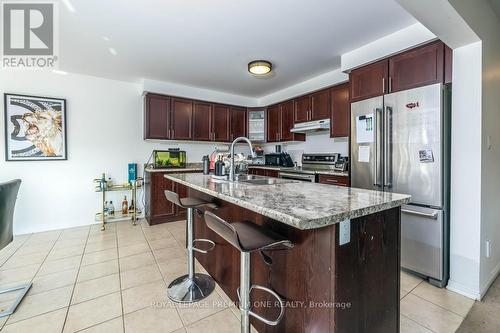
[
  {"xmin": 486, "ymin": 240, "xmax": 491, "ymax": 258},
  {"xmin": 339, "ymin": 220, "xmax": 350, "ymax": 246}
]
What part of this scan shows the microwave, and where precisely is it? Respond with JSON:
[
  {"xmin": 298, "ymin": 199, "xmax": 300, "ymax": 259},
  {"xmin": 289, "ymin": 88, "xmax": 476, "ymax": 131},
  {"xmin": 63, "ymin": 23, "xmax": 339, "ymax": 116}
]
[{"xmin": 153, "ymin": 149, "xmax": 186, "ymax": 168}]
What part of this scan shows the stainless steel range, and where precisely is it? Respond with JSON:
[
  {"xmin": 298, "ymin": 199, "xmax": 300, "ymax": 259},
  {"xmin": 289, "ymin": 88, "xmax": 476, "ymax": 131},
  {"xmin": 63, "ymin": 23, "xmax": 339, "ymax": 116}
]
[{"xmin": 278, "ymin": 153, "xmax": 342, "ymax": 182}]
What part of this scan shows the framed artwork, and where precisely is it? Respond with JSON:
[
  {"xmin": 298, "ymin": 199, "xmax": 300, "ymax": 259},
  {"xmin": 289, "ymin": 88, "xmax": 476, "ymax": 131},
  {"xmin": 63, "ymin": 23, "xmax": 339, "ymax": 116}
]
[{"xmin": 4, "ymin": 93, "xmax": 67, "ymax": 161}]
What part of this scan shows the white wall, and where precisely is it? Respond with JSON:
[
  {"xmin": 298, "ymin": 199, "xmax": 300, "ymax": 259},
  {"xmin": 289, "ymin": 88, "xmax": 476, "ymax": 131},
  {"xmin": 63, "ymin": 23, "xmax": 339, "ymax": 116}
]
[
  {"xmin": 340, "ymin": 23, "xmax": 436, "ymax": 72},
  {"xmin": 0, "ymin": 71, "xmax": 228, "ymax": 235},
  {"xmin": 447, "ymin": 42, "xmax": 483, "ymax": 298}
]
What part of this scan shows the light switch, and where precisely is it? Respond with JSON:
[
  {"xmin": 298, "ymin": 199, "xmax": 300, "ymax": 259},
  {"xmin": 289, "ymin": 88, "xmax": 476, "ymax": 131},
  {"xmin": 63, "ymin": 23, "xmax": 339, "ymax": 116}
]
[{"xmin": 339, "ymin": 220, "xmax": 350, "ymax": 246}]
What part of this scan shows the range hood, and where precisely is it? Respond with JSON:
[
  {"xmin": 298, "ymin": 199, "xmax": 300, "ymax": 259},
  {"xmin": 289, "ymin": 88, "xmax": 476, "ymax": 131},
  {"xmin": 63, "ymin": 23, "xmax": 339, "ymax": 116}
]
[{"xmin": 290, "ymin": 119, "xmax": 330, "ymax": 133}]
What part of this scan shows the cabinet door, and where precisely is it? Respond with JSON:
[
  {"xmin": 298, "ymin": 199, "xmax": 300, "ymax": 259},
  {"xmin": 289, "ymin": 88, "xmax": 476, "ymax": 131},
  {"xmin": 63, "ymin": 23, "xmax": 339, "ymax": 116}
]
[
  {"xmin": 192, "ymin": 101, "xmax": 212, "ymax": 141},
  {"xmin": 230, "ymin": 107, "xmax": 247, "ymax": 141},
  {"xmin": 212, "ymin": 104, "xmax": 230, "ymax": 142},
  {"xmin": 350, "ymin": 60, "xmax": 388, "ymax": 102},
  {"xmin": 151, "ymin": 173, "xmax": 176, "ymax": 217},
  {"xmin": 280, "ymin": 100, "xmax": 294, "ymax": 142},
  {"xmin": 330, "ymin": 83, "xmax": 350, "ymax": 138},
  {"xmin": 145, "ymin": 94, "xmax": 170, "ymax": 139},
  {"xmin": 389, "ymin": 41, "xmax": 444, "ymax": 92},
  {"xmin": 254, "ymin": 168, "xmax": 267, "ymax": 176},
  {"xmin": 174, "ymin": 183, "xmax": 188, "ymax": 215},
  {"xmin": 171, "ymin": 98, "xmax": 193, "ymax": 140},
  {"xmin": 266, "ymin": 105, "xmax": 281, "ymax": 143},
  {"xmin": 294, "ymin": 95, "xmax": 310, "ymax": 123},
  {"xmin": 265, "ymin": 170, "xmax": 279, "ymax": 178},
  {"xmin": 311, "ymin": 89, "xmax": 330, "ymax": 120}
]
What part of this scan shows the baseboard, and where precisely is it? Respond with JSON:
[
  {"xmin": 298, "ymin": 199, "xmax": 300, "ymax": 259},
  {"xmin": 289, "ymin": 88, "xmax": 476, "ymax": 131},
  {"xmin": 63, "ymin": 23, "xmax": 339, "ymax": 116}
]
[
  {"xmin": 479, "ymin": 261, "xmax": 500, "ymax": 299},
  {"xmin": 446, "ymin": 280, "xmax": 481, "ymax": 300}
]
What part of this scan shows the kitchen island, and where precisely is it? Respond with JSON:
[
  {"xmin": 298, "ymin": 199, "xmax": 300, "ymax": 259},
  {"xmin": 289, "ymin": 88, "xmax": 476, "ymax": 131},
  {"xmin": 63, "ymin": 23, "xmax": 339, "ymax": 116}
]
[{"xmin": 164, "ymin": 173, "xmax": 411, "ymax": 333}]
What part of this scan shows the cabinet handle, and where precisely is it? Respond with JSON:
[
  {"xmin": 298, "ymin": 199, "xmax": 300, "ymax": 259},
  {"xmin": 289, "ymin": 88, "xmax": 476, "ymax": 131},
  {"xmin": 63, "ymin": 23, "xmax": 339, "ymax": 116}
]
[
  {"xmin": 171, "ymin": 129, "xmax": 175, "ymax": 138},
  {"xmin": 382, "ymin": 78, "xmax": 385, "ymax": 93},
  {"xmin": 389, "ymin": 77, "xmax": 392, "ymax": 93}
]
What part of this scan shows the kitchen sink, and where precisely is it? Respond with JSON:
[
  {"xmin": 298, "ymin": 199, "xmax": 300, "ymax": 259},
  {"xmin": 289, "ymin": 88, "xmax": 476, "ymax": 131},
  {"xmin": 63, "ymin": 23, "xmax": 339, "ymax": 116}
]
[{"xmin": 236, "ymin": 175, "xmax": 298, "ymax": 185}]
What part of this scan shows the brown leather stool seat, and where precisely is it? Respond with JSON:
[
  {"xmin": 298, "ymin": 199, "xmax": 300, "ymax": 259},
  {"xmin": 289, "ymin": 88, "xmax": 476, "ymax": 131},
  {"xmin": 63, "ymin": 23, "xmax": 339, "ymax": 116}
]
[{"xmin": 204, "ymin": 211, "xmax": 293, "ymax": 333}]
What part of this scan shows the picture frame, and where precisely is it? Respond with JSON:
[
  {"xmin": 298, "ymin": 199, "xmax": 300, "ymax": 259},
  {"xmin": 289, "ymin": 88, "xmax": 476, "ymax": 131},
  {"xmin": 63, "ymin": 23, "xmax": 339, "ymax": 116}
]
[{"xmin": 4, "ymin": 93, "xmax": 67, "ymax": 161}]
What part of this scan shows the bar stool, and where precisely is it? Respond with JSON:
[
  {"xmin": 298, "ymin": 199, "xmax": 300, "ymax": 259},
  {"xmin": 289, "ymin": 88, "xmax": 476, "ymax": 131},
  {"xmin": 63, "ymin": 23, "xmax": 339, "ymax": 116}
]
[
  {"xmin": 164, "ymin": 190, "xmax": 217, "ymax": 303},
  {"xmin": 203, "ymin": 211, "xmax": 293, "ymax": 333}
]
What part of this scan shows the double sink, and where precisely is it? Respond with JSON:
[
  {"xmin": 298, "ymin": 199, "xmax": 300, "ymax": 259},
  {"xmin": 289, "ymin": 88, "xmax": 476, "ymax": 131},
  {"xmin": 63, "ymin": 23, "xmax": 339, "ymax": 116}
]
[{"xmin": 229, "ymin": 174, "xmax": 298, "ymax": 186}]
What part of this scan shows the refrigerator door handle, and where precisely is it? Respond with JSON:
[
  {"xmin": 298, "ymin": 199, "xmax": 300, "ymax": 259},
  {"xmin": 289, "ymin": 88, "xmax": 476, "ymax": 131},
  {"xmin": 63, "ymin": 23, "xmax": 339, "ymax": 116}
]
[
  {"xmin": 384, "ymin": 106, "xmax": 393, "ymax": 189},
  {"xmin": 401, "ymin": 208, "xmax": 438, "ymax": 220},
  {"xmin": 373, "ymin": 107, "xmax": 383, "ymax": 187}
]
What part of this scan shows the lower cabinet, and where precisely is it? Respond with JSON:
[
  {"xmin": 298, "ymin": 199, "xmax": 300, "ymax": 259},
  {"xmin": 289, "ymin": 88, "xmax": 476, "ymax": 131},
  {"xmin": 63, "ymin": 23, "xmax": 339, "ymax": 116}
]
[
  {"xmin": 145, "ymin": 171, "xmax": 193, "ymax": 225},
  {"xmin": 318, "ymin": 174, "xmax": 349, "ymax": 187},
  {"xmin": 248, "ymin": 168, "xmax": 279, "ymax": 178}
]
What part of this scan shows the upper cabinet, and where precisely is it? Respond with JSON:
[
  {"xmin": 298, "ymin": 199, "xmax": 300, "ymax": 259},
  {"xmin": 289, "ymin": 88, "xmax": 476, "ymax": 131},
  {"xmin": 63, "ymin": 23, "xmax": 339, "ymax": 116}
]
[
  {"xmin": 311, "ymin": 89, "xmax": 330, "ymax": 120},
  {"xmin": 350, "ymin": 41, "xmax": 451, "ymax": 102},
  {"xmin": 266, "ymin": 105, "xmax": 281, "ymax": 143},
  {"xmin": 212, "ymin": 104, "xmax": 230, "ymax": 142},
  {"xmin": 170, "ymin": 98, "xmax": 193, "ymax": 140},
  {"xmin": 267, "ymin": 101, "xmax": 305, "ymax": 143},
  {"xmin": 230, "ymin": 107, "xmax": 247, "ymax": 141},
  {"xmin": 192, "ymin": 101, "xmax": 212, "ymax": 141},
  {"xmin": 389, "ymin": 41, "xmax": 444, "ymax": 92},
  {"xmin": 294, "ymin": 95, "xmax": 310, "ymax": 123},
  {"xmin": 349, "ymin": 60, "xmax": 389, "ymax": 102},
  {"xmin": 330, "ymin": 83, "xmax": 350, "ymax": 138},
  {"xmin": 144, "ymin": 94, "xmax": 171, "ymax": 139}
]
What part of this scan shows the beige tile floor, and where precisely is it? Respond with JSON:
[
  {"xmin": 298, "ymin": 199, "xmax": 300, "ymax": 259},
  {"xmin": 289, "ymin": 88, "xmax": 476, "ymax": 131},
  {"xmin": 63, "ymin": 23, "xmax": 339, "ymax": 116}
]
[{"xmin": 0, "ymin": 219, "xmax": 475, "ymax": 333}]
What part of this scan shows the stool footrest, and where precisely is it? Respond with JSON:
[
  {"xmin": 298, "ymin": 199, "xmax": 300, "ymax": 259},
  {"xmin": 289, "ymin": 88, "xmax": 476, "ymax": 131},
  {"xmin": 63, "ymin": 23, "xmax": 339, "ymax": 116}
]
[
  {"xmin": 192, "ymin": 239, "xmax": 216, "ymax": 254},
  {"xmin": 237, "ymin": 284, "xmax": 285, "ymax": 326}
]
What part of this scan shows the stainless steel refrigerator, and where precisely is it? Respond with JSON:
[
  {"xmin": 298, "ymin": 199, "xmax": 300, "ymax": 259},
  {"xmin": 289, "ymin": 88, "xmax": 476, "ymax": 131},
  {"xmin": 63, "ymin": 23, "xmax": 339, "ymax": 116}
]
[{"xmin": 350, "ymin": 83, "xmax": 451, "ymax": 287}]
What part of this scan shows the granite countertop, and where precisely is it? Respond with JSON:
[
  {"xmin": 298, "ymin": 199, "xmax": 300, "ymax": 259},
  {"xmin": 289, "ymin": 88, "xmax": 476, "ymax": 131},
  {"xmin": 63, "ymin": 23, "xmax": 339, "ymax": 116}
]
[
  {"xmin": 145, "ymin": 163, "xmax": 203, "ymax": 173},
  {"xmin": 164, "ymin": 173, "xmax": 410, "ymax": 230},
  {"xmin": 248, "ymin": 165, "xmax": 349, "ymax": 177}
]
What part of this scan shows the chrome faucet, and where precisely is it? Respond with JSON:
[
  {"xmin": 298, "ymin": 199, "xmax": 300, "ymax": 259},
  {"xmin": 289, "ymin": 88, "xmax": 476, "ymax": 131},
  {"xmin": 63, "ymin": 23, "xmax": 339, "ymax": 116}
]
[{"xmin": 229, "ymin": 137, "xmax": 256, "ymax": 181}]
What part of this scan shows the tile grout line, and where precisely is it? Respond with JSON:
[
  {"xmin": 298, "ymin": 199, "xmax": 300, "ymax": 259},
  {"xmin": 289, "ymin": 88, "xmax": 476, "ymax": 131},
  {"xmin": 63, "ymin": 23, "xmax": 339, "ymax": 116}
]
[
  {"xmin": 139, "ymin": 220, "xmax": 189, "ymax": 328},
  {"xmin": 60, "ymin": 226, "xmax": 92, "ymax": 333},
  {"xmin": 401, "ymin": 313, "xmax": 439, "ymax": 333},
  {"xmin": 409, "ymin": 292, "xmax": 468, "ymax": 319},
  {"xmin": 3, "ymin": 230, "xmax": 64, "ymax": 327},
  {"xmin": 116, "ymin": 222, "xmax": 126, "ymax": 333}
]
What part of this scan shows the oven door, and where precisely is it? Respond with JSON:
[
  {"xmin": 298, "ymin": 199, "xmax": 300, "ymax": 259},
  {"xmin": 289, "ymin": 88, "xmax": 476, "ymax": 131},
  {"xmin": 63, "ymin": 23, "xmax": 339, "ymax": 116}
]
[{"xmin": 279, "ymin": 172, "xmax": 316, "ymax": 182}]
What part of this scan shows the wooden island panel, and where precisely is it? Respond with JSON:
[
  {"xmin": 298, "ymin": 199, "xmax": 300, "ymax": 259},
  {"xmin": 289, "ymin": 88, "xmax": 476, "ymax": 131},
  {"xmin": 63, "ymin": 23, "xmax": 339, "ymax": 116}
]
[{"xmin": 189, "ymin": 187, "xmax": 401, "ymax": 333}]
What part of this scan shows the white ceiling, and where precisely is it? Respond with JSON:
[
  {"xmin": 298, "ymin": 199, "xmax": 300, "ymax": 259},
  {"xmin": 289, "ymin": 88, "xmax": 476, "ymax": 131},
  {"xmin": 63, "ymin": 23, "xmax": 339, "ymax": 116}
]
[{"xmin": 59, "ymin": 0, "xmax": 416, "ymax": 97}]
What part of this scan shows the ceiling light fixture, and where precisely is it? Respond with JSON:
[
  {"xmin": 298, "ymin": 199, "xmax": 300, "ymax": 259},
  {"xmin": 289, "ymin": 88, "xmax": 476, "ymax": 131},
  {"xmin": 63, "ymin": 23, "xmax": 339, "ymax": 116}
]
[{"xmin": 248, "ymin": 60, "xmax": 272, "ymax": 76}]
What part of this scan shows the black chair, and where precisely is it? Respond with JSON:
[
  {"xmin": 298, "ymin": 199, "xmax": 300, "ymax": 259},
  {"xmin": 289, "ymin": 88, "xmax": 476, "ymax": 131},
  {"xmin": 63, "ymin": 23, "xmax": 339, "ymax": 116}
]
[{"xmin": 0, "ymin": 180, "xmax": 32, "ymax": 318}]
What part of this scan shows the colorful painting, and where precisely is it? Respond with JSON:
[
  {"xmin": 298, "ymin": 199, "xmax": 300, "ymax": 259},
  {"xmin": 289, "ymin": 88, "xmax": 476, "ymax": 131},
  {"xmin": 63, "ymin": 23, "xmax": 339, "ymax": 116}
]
[{"xmin": 4, "ymin": 94, "xmax": 67, "ymax": 161}]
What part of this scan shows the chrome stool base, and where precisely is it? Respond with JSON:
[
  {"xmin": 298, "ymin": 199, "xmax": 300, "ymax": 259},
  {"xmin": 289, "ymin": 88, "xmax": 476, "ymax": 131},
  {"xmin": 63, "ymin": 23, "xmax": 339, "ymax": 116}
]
[{"xmin": 167, "ymin": 273, "xmax": 216, "ymax": 303}]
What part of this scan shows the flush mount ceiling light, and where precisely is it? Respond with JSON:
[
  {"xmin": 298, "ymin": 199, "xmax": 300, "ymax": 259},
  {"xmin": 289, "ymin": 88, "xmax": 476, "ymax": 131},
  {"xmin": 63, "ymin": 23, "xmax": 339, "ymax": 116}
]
[{"xmin": 248, "ymin": 60, "xmax": 272, "ymax": 76}]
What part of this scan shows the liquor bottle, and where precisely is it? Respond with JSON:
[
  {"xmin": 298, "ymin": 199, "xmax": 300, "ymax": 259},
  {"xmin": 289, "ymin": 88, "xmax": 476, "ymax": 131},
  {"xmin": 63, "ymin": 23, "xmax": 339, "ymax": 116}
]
[
  {"xmin": 122, "ymin": 196, "xmax": 129, "ymax": 215},
  {"xmin": 129, "ymin": 199, "xmax": 135, "ymax": 213},
  {"xmin": 103, "ymin": 201, "xmax": 109, "ymax": 216},
  {"xmin": 108, "ymin": 201, "xmax": 115, "ymax": 216}
]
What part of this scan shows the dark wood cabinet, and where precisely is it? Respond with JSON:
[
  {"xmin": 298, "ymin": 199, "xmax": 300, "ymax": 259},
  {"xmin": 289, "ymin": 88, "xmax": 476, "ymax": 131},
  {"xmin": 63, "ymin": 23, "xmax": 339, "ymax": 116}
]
[
  {"xmin": 350, "ymin": 60, "xmax": 389, "ymax": 102},
  {"xmin": 265, "ymin": 170, "xmax": 279, "ymax": 178},
  {"xmin": 230, "ymin": 107, "xmax": 247, "ymax": 141},
  {"xmin": 330, "ymin": 83, "xmax": 350, "ymax": 138},
  {"xmin": 389, "ymin": 41, "xmax": 444, "ymax": 92},
  {"xmin": 311, "ymin": 89, "xmax": 330, "ymax": 120},
  {"xmin": 192, "ymin": 101, "xmax": 212, "ymax": 141},
  {"xmin": 144, "ymin": 94, "xmax": 170, "ymax": 139},
  {"xmin": 266, "ymin": 105, "xmax": 281, "ymax": 143},
  {"xmin": 212, "ymin": 104, "xmax": 230, "ymax": 142},
  {"xmin": 171, "ymin": 98, "xmax": 193, "ymax": 140},
  {"xmin": 267, "ymin": 102, "xmax": 305, "ymax": 143},
  {"xmin": 445, "ymin": 44, "xmax": 453, "ymax": 84},
  {"xmin": 248, "ymin": 168, "xmax": 279, "ymax": 178},
  {"xmin": 294, "ymin": 95, "xmax": 311, "ymax": 123},
  {"xmin": 145, "ymin": 171, "xmax": 200, "ymax": 225},
  {"xmin": 318, "ymin": 174, "xmax": 349, "ymax": 187}
]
